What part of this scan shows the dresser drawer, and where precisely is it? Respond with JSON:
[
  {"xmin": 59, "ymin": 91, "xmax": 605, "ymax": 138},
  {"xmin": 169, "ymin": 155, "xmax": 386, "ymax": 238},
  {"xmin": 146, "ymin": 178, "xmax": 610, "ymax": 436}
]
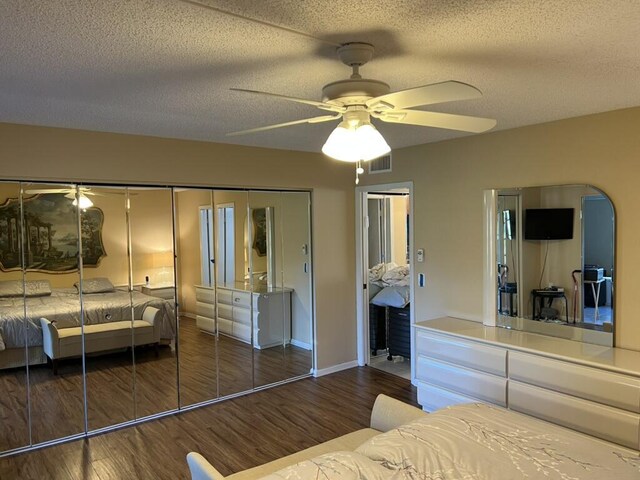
[
  {"xmin": 416, "ymin": 356, "xmax": 507, "ymax": 406},
  {"xmin": 510, "ymin": 351, "xmax": 640, "ymax": 413},
  {"xmin": 416, "ymin": 330, "xmax": 507, "ymax": 377},
  {"xmin": 233, "ymin": 322, "xmax": 251, "ymax": 342},
  {"xmin": 233, "ymin": 306, "xmax": 252, "ymax": 325},
  {"xmin": 417, "ymin": 380, "xmax": 482, "ymax": 412},
  {"xmin": 509, "ymin": 380, "xmax": 640, "ymax": 450},
  {"xmin": 217, "ymin": 318, "xmax": 233, "ymax": 335},
  {"xmin": 195, "ymin": 315, "xmax": 215, "ymax": 334},
  {"xmin": 217, "ymin": 303, "xmax": 233, "ymax": 320},
  {"xmin": 216, "ymin": 288, "xmax": 232, "ymax": 305},
  {"xmin": 232, "ymin": 291, "xmax": 252, "ymax": 308},
  {"xmin": 196, "ymin": 301, "xmax": 215, "ymax": 319},
  {"xmin": 196, "ymin": 286, "xmax": 216, "ymax": 303}
]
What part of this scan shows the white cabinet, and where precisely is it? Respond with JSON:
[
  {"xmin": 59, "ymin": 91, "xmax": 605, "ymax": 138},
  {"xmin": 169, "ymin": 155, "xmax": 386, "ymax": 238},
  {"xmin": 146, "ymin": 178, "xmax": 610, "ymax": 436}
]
[
  {"xmin": 413, "ymin": 317, "xmax": 640, "ymax": 450},
  {"xmin": 415, "ymin": 329, "xmax": 507, "ymax": 410},
  {"xmin": 195, "ymin": 285, "xmax": 216, "ymax": 333},
  {"xmin": 195, "ymin": 283, "xmax": 292, "ymax": 349}
]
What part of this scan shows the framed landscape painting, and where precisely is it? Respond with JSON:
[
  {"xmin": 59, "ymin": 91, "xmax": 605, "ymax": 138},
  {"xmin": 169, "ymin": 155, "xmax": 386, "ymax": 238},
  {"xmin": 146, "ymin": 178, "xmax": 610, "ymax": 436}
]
[{"xmin": 0, "ymin": 193, "xmax": 106, "ymax": 272}]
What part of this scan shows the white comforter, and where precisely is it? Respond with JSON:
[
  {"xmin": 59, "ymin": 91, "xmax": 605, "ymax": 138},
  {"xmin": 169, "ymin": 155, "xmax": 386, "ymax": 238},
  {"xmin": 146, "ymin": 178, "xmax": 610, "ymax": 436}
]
[{"xmin": 262, "ymin": 403, "xmax": 640, "ymax": 479}]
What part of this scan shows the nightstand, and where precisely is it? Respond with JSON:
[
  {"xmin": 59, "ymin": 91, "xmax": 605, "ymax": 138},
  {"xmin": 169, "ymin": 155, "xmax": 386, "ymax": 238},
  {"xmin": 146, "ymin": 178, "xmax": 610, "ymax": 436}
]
[{"xmin": 141, "ymin": 284, "xmax": 175, "ymax": 300}]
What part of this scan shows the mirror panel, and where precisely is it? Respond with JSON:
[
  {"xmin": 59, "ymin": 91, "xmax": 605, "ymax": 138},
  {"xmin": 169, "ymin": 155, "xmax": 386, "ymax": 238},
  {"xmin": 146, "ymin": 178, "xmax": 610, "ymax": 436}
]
[
  {"xmin": 23, "ymin": 183, "xmax": 86, "ymax": 443},
  {"xmin": 280, "ymin": 191, "xmax": 313, "ymax": 378},
  {"xmin": 0, "ymin": 182, "xmax": 313, "ymax": 454},
  {"xmin": 0, "ymin": 181, "xmax": 30, "ymax": 451},
  {"xmin": 495, "ymin": 185, "xmax": 614, "ymax": 346},
  {"xmin": 82, "ymin": 185, "xmax": 136, "ymax": 430},
  {"xmin": 174, "ymin": 188, "xmax": 218, "ymax": 406},
  {"xmin": 213, "ymin": 190, "xmax": 253, "ymax": 397},
  {"xmin": 249, "ymin": 191, "xmax": 287, "ymax": 388},
  {"xmin": 128, "ymin": 187, "xmax": 178, "ymax": 417}
]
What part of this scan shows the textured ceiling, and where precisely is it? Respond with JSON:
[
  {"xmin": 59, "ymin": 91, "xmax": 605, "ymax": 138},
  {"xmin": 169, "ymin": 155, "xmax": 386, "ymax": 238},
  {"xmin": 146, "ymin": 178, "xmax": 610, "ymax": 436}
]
[{"xmin": 1, "ymin": 0, "xmax": 639, "ymax": 153}]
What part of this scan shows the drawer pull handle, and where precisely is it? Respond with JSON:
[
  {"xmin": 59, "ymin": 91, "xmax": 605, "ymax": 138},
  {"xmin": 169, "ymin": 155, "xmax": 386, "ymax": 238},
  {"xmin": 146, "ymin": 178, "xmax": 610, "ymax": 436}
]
[{"xmin": 234, "ymin": 297, "xmax": 240, "ymax": 302}]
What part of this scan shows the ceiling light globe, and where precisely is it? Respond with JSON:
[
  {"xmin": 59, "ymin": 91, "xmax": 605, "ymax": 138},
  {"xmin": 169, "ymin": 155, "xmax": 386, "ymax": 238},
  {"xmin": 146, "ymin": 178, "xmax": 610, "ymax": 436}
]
[
  {"xmin": 72, "ymin": 194, "xmax": 94, "ymax": 209},
  {"xmin": 322, "ymin": 122, "xmax": 390, "ymax": 162}
]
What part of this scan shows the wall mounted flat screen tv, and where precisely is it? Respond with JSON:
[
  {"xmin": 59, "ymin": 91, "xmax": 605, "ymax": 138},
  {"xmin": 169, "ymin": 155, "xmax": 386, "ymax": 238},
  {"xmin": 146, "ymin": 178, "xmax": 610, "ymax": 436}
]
[{"xmin": 524, "ymin": 208, "xmax": 574, "ymax": 240}]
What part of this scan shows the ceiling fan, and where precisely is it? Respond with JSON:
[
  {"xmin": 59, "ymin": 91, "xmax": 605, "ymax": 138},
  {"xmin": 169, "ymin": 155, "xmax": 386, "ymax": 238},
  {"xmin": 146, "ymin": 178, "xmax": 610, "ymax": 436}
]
[
  {"xmin": 23, "ymin": 186, "xmax": 123, "ymax": 209},
  {"xmin": 228, "ymin": 42, "xmax": 497, "ymax": 163}
]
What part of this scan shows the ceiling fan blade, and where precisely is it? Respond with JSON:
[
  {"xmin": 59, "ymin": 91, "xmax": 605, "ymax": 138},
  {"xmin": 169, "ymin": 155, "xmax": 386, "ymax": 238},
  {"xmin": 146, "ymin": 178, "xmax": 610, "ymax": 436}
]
[
  {"xmin": 230, "ymin": 88, "xmax": 345, "ymax": 113},
  {"xmin": 227, "ymin": 114, "xmax": 341, "ymax": 137},
  {"xmin": 23, "ymin": 188, "xmax": 70, "ymax": 194},
  {"xmin": 377, "ymin": 109, "xmax": 496, "ymax": 133},
  {"xmin": 367, "ymin": 81, "xmax": 483, "ymax": 110}
]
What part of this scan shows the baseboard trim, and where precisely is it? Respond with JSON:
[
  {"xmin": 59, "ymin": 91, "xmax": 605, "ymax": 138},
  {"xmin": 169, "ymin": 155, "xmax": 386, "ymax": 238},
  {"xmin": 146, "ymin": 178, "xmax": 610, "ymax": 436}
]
[
  {"xmin": 313, "ymin": 360, "xmax": 358, "ymax": 377},
  {"xmin": 181, "ymin": 312, "xmax": 197, "ymax": 319},
  {"xmin": 290, "ymin": 338, "xmax": 312, "ymax": 350}
]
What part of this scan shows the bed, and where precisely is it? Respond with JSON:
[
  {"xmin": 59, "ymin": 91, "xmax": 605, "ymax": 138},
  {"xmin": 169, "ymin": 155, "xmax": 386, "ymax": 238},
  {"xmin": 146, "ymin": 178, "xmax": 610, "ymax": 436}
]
[
  {"xmin": 264, "ymin": 403, "xmax": 640, "ymax": 479},
  {"xmin": 188, "ymin": 398, "xmax": 640, "ymax": 479},
  {"xmin": 368, "ymin": 263, "xmax": 411, "ymax": 358},
  {"xmin": 0, "ymin": 281, "xmax": 176, "ymax": 369}
]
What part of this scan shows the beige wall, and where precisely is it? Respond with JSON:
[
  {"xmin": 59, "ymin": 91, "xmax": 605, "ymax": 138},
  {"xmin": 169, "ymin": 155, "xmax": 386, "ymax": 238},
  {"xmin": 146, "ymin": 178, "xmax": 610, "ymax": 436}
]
[
  {"xmin": 360, "ymin": 107, "xmax": 640, "ymax": 351},
  {"xmin": 0, "ymin": 122, "xmax": 356, "ymax": 369}
]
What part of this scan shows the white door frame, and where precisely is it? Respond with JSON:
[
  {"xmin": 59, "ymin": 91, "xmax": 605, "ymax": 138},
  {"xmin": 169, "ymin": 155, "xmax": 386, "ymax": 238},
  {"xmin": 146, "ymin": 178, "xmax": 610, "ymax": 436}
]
[{"xmin": 355, "ymin": 181, "xmax": 415, "ymax": 383}]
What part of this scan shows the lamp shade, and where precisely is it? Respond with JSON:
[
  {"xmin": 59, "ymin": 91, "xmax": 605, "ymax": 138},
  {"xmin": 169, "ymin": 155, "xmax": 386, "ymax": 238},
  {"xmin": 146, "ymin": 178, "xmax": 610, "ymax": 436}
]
[
  {"xmin": 72, "ymin": 194, "xmax": 94, "ymax": 209},
  {"xmin": 322, "ymin": 121, "xmax": 390, "ymax": 162}
]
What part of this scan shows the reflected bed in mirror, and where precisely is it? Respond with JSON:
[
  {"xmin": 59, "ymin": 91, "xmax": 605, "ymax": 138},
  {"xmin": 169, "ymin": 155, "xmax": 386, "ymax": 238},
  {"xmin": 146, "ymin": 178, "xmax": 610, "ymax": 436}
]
[{"xmin": 493, "ymin": 185, "xmax": 614, "ymax": 347}]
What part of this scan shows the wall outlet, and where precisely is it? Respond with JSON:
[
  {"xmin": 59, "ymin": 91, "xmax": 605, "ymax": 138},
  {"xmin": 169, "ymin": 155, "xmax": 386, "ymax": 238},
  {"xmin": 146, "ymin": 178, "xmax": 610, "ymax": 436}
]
[{"xmin": 417, "ymin": 248, "xmax": 425, "ymax": 263}]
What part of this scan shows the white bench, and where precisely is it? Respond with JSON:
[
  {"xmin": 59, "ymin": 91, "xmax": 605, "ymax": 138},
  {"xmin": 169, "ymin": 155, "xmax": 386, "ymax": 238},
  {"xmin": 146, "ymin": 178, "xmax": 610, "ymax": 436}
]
[{"xmin": 40, "ymin": 306, "xmax": 161, "ymax": 374}]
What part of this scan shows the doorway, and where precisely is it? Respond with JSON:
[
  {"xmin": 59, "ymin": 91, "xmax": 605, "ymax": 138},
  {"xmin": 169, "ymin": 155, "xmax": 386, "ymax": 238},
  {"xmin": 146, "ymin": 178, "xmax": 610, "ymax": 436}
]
[{"xmin": 356, "ymin": 183, "xmax": 413, "ymax": 381}]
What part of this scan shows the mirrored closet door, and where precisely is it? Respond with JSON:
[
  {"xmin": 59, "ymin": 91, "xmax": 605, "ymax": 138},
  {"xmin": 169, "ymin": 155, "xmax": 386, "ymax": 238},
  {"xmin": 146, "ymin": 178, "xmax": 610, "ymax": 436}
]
[
  {"xmin": 0, "ymin": 181, "xmax": 314, "ymax": 456},
  {"xmin": 0, "ymin": 181, "xmax": 30, "ymax": 452},
  {"xmin": 175, "ymin": 188, "xmax": 218, "ymax": 407},
  {"xmin": 82, "ymin": 185, "xmax": 135, "ymax": 431},
  {"xmin": 23, "ymin": 183, "xmax": 87, "ymax": 444}
]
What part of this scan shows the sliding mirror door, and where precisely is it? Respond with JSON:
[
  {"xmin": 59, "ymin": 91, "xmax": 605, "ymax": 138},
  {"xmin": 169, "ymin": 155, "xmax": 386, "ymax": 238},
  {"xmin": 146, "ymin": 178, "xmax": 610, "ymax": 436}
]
[
  {"xmin": 128, "ymin": 187, "xmax": 178, "ymax": 418},
  {"xmin": 81, "ymin": 186, "xmax": 136, "ymax": 430},
  {"xmin": 213, "ymin": 190, "xmax": 253, "ymax": 397},
  {"xmin": 281, "ymin": 191, "xmax": 313, "ymax": 378},
  {"xmin": 174, "ymin": 188, "xmax": 218, "ymax": 406},
  {"xmin": 0, "ymin": 182, "xmax": 30, "ymax": 451},
  {"xmin": 22, "ymin": 183, "xmax": 86, "ymax": 444}
]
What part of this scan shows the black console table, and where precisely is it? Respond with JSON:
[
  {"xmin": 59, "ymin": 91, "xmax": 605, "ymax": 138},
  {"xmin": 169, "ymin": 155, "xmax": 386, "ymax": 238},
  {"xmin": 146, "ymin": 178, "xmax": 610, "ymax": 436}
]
[{"xmin": 531, "ymin": 289, "xmax": 569, "ymax": 323}]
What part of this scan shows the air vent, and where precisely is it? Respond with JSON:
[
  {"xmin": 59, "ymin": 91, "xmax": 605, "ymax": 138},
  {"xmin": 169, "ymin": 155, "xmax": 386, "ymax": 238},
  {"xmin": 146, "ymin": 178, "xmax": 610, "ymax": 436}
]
[{"xmin": 369, "ymin": 154, "xmax": 392, "ymax": 174}]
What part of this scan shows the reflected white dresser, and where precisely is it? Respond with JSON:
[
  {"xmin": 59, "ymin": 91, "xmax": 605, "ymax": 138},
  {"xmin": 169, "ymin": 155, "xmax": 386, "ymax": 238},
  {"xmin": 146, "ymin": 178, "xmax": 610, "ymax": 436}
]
[
  {"xmin": 195, "ymin": 283, "xmax": 291, "ymax": 349},
  {"xmin": 414, "ymin": 317, "xmax": 640, "ymax": 450}
]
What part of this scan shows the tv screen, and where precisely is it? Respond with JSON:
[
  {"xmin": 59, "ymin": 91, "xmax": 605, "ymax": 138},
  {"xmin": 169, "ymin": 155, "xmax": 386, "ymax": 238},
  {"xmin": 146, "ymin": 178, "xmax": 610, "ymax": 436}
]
[{"xmin": 524, "ymin": 208, "xmax": 574, "ymax": 240}]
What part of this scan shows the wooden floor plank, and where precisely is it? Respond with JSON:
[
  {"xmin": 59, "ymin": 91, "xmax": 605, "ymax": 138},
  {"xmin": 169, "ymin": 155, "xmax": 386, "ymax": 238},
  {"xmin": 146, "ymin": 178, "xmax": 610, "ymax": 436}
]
[{"xmin": 0, "ymin": 367, "xmax": 416, "ymax": 479}]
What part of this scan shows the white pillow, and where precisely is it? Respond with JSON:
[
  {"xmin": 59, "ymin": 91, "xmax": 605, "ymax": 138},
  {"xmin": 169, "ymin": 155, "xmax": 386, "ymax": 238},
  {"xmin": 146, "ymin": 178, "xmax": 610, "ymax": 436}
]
[
  {"xmin": 0, "ymin": 279, "xmax": 52, "ymax": 297},
  {"xmin": 371, "ymin": 286, "xmax": 410, "ymax": 308}
]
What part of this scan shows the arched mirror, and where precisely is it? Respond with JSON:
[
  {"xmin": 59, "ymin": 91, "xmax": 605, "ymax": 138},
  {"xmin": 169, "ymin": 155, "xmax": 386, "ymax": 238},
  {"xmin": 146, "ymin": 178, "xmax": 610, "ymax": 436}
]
[{"xmin": 491, "ymin": 185, "xmax": 614, "ymax": 346}]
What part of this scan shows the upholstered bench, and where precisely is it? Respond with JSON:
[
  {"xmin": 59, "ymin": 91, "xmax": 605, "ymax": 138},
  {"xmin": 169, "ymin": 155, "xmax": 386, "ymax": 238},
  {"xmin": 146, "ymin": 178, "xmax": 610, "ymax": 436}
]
[{"xmin": 40, "ymin": 306, "xmax": 161, "ymax": 374}]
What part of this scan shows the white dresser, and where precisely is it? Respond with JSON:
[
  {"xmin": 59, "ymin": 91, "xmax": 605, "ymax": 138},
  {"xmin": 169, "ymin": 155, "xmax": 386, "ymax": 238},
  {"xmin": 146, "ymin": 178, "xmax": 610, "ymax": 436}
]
[
  {"xmin": 414, "ymin": 317, "xmax": 640, "ymax": 450},
  {"xmin": 195, "ymin": 283, "xmax": 292, "ymax": 349}
]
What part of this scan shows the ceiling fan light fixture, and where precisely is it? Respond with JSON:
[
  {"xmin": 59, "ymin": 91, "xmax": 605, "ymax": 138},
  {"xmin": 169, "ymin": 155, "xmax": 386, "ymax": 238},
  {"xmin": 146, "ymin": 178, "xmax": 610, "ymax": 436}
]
[
  {"xmin": 322, "ymin": 120, "xmax": 390, "ymax": 163},
  {"xmin": 72, "ymin": 194, "xmax": 94, "ymax": 209}
]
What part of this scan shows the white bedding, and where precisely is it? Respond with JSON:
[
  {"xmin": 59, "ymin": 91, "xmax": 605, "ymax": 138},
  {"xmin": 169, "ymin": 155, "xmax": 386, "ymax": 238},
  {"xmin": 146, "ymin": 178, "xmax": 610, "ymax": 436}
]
[
  {"xmin": 262, "ymin": 403, "xmax": 640, "ymax": 479},
  {"xmin": 0, "ymin": 288, "xmax": 175, "ymax": 350}
]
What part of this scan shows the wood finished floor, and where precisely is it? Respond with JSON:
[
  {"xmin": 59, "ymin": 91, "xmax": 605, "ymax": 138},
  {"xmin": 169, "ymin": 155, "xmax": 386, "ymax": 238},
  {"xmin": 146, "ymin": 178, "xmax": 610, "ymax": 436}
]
[
  {"xmin": 0, "ymin": 367, "xmax": 416, "ymax": 479},
  {"xmin": 0, "ymin": 317, "xmax": 311, "ymax": 452}
]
